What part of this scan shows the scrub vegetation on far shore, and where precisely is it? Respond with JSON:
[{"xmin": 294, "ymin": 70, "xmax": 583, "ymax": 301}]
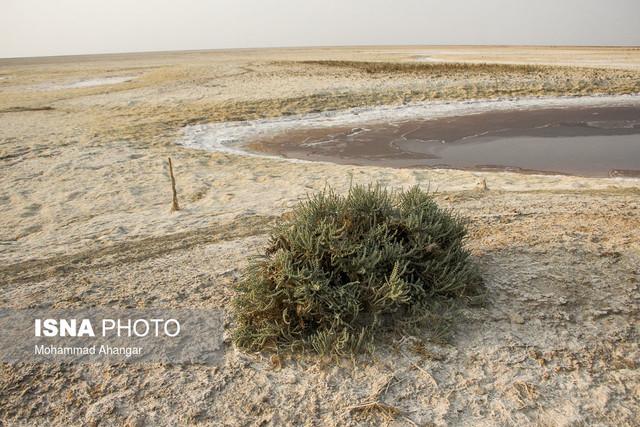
[
  {"xmin": 232, "ymin": 184, "xmax": 483, "ymax": 355},
  {"xmin": 298, "ymin": 59, "xmax": 555, "ymax": 75}
]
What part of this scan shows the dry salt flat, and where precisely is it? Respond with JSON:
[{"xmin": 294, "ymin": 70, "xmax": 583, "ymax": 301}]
[{"xmin": 0, "ymin": 46, "xmax": 639, "ymax": 426}]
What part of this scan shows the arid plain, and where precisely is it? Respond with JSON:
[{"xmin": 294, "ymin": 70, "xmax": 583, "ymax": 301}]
[{"xmin": 1, "ymin": 46, "xmax": 640, "ymax": 426}]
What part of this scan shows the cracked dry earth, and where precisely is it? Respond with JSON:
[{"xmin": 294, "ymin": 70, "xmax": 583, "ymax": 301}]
[{"xmin": 1, "ymin": 188, "xmax": 638, "ymax": 426}]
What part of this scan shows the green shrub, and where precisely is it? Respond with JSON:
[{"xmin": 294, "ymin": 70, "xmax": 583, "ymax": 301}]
[{"xmin": 232, "ymin": 184, "xmax": 482, "ymax": 354}]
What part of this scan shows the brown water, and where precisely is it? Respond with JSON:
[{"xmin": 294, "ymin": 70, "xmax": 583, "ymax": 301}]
[{"xmin": 249, "ymin": 105, "xmax": 640, "ymax": 177}]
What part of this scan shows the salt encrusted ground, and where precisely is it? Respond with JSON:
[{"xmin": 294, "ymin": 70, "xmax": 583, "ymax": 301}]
[{"xmin": 1, "ymin": 46, "xmax": 639, "ymax": 426}]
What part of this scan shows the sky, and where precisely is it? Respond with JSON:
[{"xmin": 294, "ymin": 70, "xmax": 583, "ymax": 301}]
[{"xmin": 1, "ymin": 0, "xmax": 639, "ymax": 58}]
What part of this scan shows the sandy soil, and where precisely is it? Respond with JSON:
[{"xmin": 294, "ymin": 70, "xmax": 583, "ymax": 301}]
[{"xmin": 1, "ymin": 46, "xmax": 639, "ymax": 426}]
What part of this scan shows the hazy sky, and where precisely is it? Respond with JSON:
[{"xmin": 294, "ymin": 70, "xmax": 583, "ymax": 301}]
[{"xmin": 2, "ymin": 0, "xmax": 639, "ymax": 58}]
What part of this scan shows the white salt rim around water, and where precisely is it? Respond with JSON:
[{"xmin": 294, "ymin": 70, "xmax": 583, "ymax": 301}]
[{"xmin": 178, "ymin": 94, "xmax": 640, "ymax": 166}]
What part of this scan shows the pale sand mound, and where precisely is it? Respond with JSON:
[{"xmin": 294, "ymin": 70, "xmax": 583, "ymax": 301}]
[{"xmin": 1, "ymin": 46, "xmax": 639, "ymax": 426}]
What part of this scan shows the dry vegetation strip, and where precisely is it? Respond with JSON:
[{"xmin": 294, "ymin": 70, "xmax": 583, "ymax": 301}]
[{"xmin": 297, "ymin": 60, "xmax": 556, "ymax": 74}]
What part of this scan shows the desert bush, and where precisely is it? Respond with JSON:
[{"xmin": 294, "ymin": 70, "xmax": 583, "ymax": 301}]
[{"xmin": 232, "ymin": 184, "xmax": 482, "ymax": 354}]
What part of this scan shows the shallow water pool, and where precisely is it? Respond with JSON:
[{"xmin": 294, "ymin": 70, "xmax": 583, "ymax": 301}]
[{"xmin": 248, "ymin": 105, "xmax": 640, "ymax": 177}]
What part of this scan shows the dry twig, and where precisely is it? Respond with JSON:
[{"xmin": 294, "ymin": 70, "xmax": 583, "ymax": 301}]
[
  {"xmin": 168, "ymin": 157, "xmax": 180, "ymax": 212},
  {"xmin": 346, "ymin": 374, "xmax": 401, "ymax": 422}
]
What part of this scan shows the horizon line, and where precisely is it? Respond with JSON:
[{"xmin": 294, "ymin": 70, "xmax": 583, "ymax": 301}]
[{"xmin": 2, "ymin": 42, "xmax": 639, "ymax": 62}]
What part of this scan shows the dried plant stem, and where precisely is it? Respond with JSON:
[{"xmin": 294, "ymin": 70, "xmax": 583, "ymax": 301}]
[
  {"xmin": 401, "ymin": 351, "xmax": 439, "ymax": 389},
  {"xmin": 346, "ymin": 401, "xmax": 400, "ymax": 421},
  {"xmin": 168, "ymin": 157, "xmax": 180, "ymax": 212}
]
